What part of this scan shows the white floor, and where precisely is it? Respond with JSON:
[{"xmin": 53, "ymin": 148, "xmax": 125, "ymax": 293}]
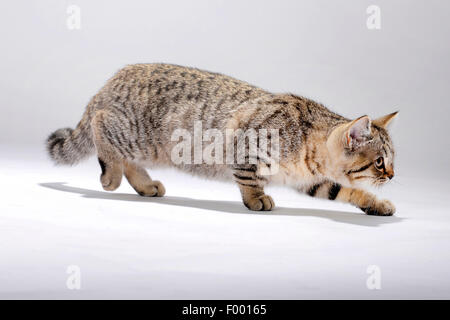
[{"xmin": 1, "ymin": 145, "xmax": 449, "ymax": 299}]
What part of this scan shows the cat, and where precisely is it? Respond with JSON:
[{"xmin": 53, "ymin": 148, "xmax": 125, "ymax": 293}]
[{"xmin": 47, "ymin": 63, "xmax": 398, "ymax": 215}]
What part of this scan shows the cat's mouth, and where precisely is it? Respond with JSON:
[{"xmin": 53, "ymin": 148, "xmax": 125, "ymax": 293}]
[{"xmin": 373, "ymin": 177, "xmax": 389, "ymax": 187}]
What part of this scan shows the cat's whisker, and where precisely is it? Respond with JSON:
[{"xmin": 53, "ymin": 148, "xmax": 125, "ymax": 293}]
[{"xmin": 390, "ymin": 180, "xmax": 404, "ymax": 186}]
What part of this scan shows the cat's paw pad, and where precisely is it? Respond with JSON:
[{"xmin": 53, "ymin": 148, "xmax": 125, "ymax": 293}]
[
  {"xmin": 244, "ymin": 195, "xmax": 275, "ymax": 211},
  {"xmin": 361, "ymin": 199, "xmax": 396, "ymax": 216},
  {"xmin": 137, "ymin": 181, "xmax": 166, "ymax": 197}
]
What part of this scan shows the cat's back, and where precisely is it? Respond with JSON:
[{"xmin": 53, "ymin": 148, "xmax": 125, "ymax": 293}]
[
  {"xmin": 104, "ymin": 63, "xmax": 268, "ymax": 101},
  {"xmin": 96, "ymin": 63, "xmax": 271, "ymax": 133}
]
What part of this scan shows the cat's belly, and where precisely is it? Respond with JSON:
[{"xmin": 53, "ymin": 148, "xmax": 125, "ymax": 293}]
[
  {"xmin": 140, "ymin": 157, "xmax": 234, "ymax": 181},
  {"xmin": 268, "ymin": 162, "xmax": 323, "ymax": 189},
  {"xmin": 175, "ymin": 164, "xmax": 233, "ymax": 181}
]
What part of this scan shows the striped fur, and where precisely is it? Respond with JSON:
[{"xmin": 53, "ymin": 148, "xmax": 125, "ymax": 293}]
[{"xmin": 47, "ymin": 63, "xmax": 397, "ymax": 215}]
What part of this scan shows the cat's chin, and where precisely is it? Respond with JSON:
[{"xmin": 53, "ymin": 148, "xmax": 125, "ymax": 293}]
[{"xmin": 346, "ymin": 178, "xmax": 376, "ymax": 190}]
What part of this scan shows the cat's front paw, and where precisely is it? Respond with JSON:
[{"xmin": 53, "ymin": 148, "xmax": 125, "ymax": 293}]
[
  {"xmin": 361, "ymin": 199, "xmax": 396, "ymax": 216},
  {"xmin": 244, "ymin": 194, "xmax": 275, "ymax": 211}
]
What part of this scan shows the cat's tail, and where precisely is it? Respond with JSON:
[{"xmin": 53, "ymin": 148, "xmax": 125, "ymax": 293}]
[{"xmin": 46, "ymin": 101, "xmax": 96, "ymax": 165}]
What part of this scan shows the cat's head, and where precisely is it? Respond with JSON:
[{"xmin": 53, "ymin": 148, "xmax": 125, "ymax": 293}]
[{"xmin": 327, "ymin": 112, "xmax": 398, "ymax": 188}]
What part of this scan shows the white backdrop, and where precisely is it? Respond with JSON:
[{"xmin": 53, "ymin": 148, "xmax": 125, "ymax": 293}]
[{"xmin": 1, "ymin": 0, "xmax": 450, "ymax": 299}]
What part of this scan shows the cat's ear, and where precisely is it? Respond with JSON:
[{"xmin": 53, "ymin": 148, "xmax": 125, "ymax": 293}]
[
  {"xmin": 345, "ymin": 115, "xmax": 372, "ymax": 150},
  {"xmin": 373, "ymin": 111, "xmax": 398, "ymax": 129}
]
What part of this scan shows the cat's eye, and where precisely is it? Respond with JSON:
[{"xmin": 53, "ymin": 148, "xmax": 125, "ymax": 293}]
[{"xmin": 375, "ymin": 157, "xmax": 384, "ymax": 170}]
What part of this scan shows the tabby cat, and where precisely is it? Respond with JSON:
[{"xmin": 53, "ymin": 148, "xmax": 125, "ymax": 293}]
[{"xmin": 47, "ymin": 63, "xmax": 398, "ymax": 215}]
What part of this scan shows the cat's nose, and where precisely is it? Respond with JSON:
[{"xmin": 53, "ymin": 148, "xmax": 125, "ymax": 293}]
[{"xmin": 387, "ymin": 171, "xmax": 394, "ymax": 180}]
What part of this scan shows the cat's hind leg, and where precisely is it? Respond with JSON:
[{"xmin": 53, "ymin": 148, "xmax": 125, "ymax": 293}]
[
  {"xmin": 124, "ymin": 161, "xmax": 165, "ymax": 197},
  {"xmin": 92, "ymin": 111, "xmax": 124, "ymax": 191}
]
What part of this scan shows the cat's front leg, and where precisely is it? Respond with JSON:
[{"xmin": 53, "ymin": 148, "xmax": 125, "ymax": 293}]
[
  {"xmin": 233, "ymin": 166, "xmax": 274, "ymax": 211},
  {"xmin": 305, "ymin": 181, "xmax": 396, "ymax": 216},
  {"xmin": 341, "ymin": 187, "xmax": 396, "ymax": 216}
]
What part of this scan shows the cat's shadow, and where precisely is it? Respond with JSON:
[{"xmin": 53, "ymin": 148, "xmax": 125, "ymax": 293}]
[{"xmin": 39, "ymin": 182, "xmax": 404, "ymax": 227}]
